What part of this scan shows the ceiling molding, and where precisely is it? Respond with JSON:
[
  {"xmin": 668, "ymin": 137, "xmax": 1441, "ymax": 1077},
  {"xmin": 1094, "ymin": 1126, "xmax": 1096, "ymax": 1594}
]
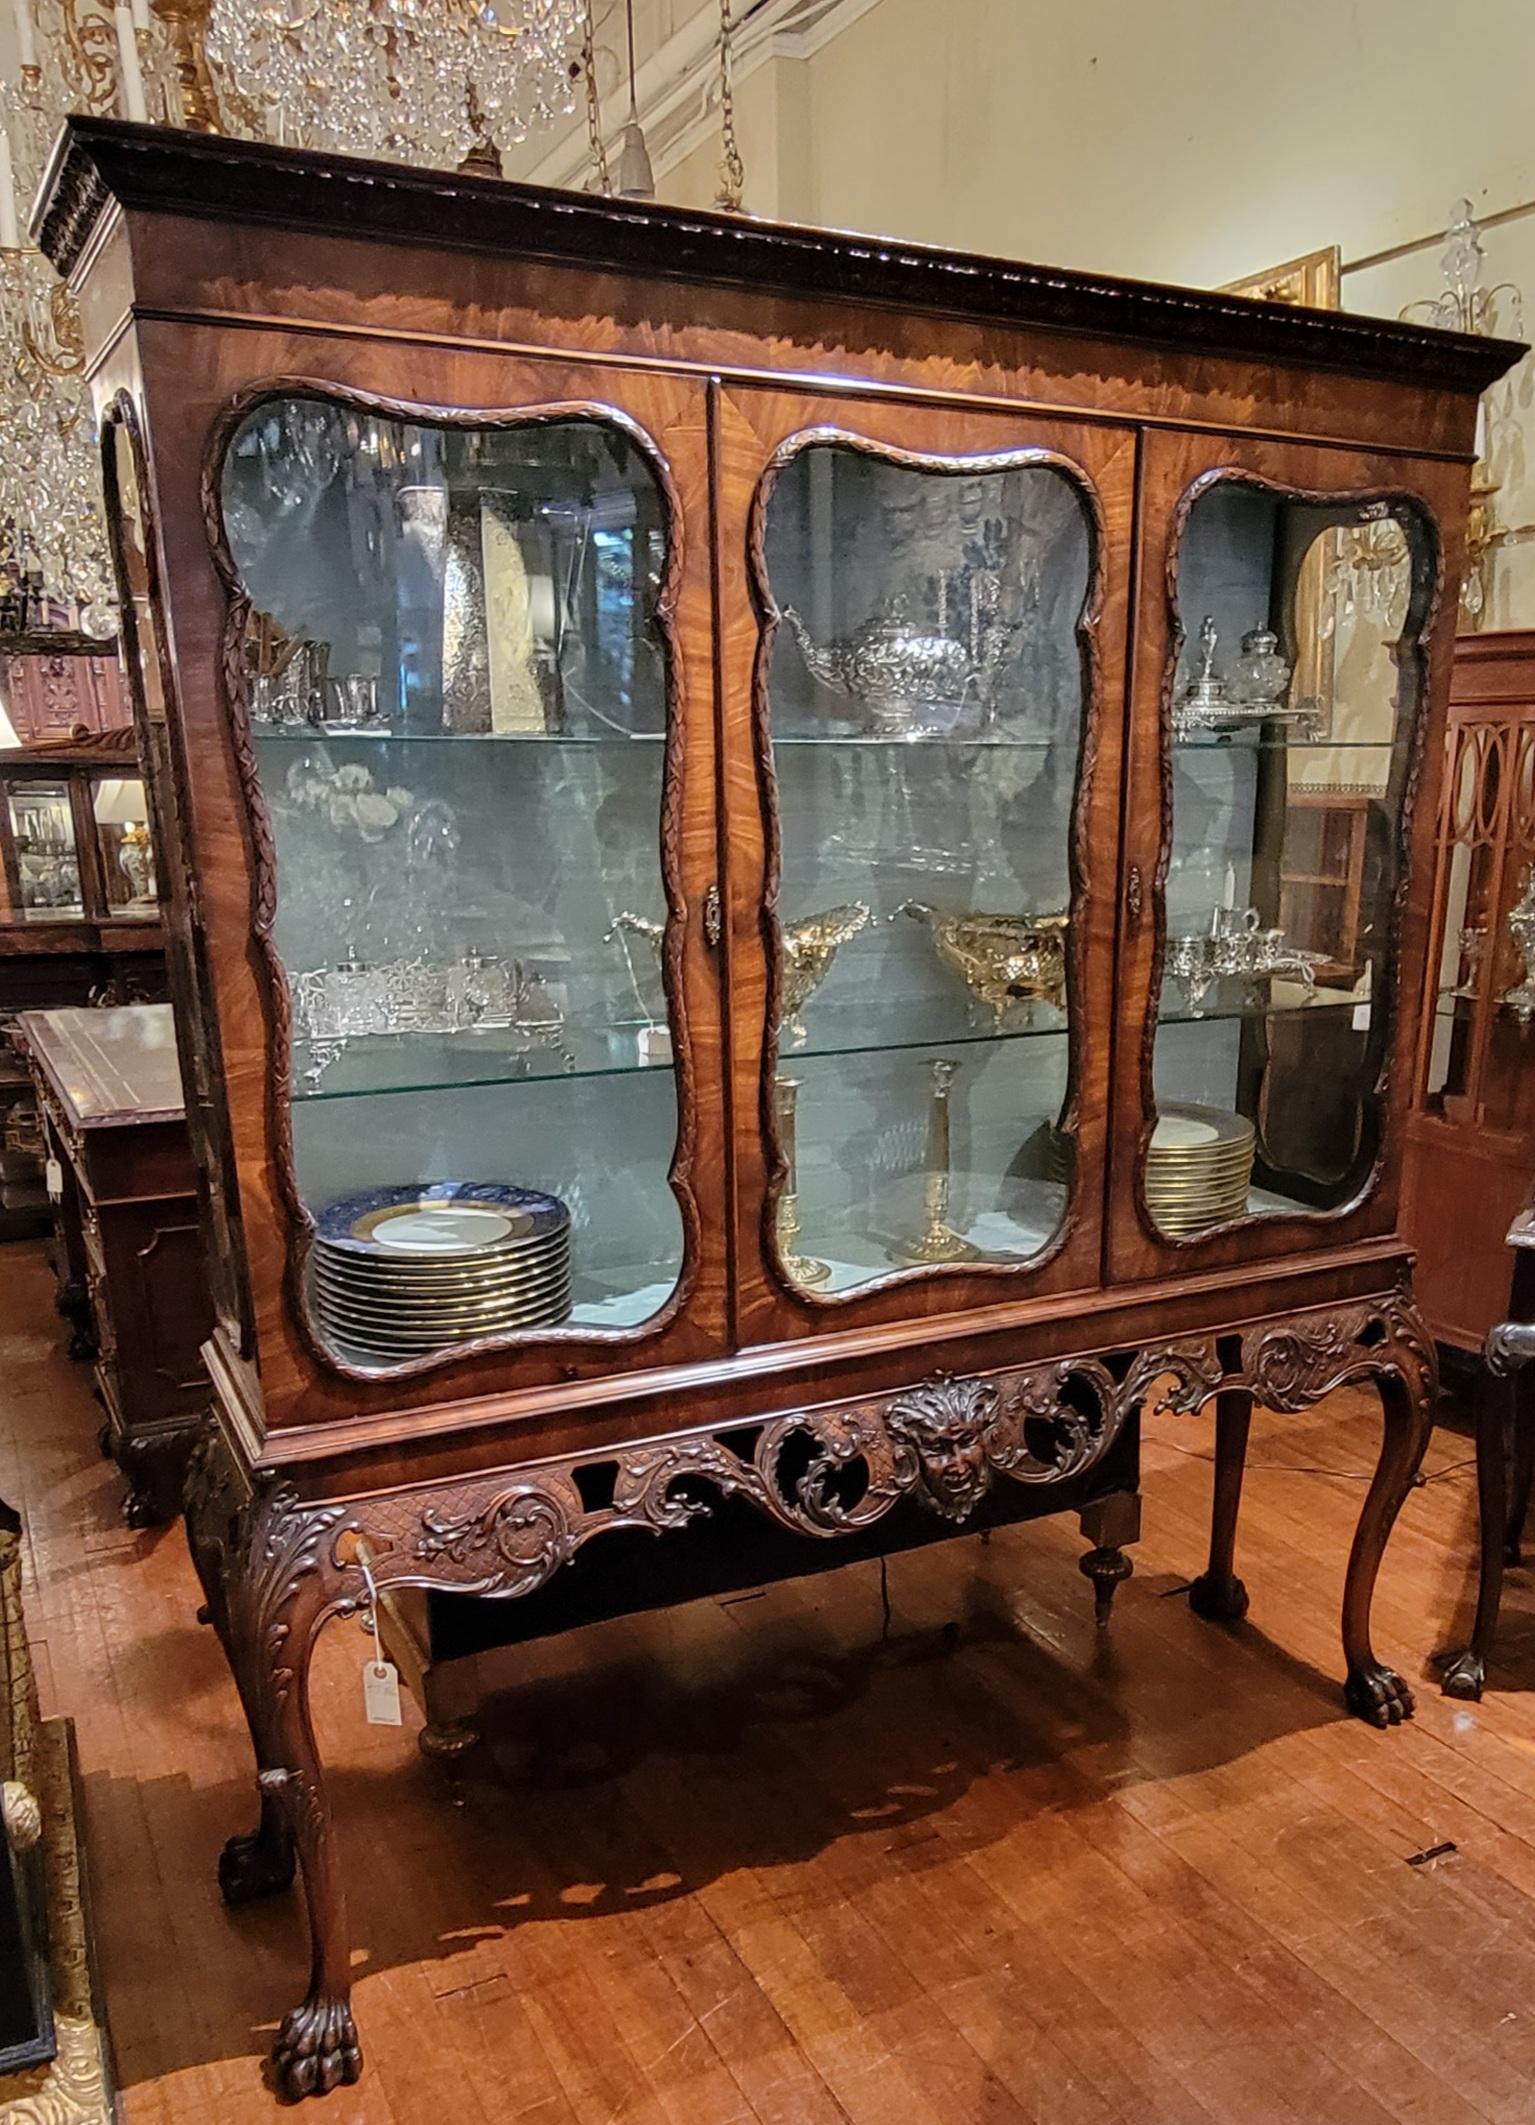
[{"xmin": 516, "ymin": 0, "xmax": 884, "ymax": 193}]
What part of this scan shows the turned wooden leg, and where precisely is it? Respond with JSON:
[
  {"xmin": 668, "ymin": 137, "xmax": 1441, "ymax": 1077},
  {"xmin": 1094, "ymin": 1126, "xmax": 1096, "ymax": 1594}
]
[
  {"xmin": 1189, "ymin": 1386, "xmax": 1253, "ymax": 1623},
  {"xmin": 1443, "ymin": 1362, "xmax": 1516, "ymax": 1701},
  {"xmin": 1341, "ymin": 1360, "xmax": 1436, "ymax": 1727},
  {"xmin": 1078, "ymin": 1491, "xmax": 1140, "ymax": 1627}
]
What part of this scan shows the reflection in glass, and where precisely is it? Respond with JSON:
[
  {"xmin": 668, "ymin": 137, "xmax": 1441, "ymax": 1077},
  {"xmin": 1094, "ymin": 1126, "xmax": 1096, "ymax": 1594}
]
[
  {"xmin": 1153, "ymin": 482, "xmax": 1433, "ymax": 1233},
  {"xmin": 93, "ymin": 775, "xmax": 156, "ymax": 912},
  {"xmin": 220, "ymin": 397, "xmax": 681, "ymax": 1365},
  {"xmin": 4, "ymin": 781, "xmax": 81, "ymax": 920},
  {"xmin": 760, "ymin": 441, "xmax": 1094, "ymax": 1294}
]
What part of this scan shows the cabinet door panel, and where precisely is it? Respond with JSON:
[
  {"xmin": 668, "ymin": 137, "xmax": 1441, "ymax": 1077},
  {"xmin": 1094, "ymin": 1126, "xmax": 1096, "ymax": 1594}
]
[
  {"xmin": 132, "ymin": 329, "xmax": 727, "ymax": 1418},
  {"xmin": 1108, "ymin": 428, "xmax": 1469, "ymax": 1283},
  {"xmin": 715, "ymin": 385, "xmax": 1135, "ymax": 1344}
]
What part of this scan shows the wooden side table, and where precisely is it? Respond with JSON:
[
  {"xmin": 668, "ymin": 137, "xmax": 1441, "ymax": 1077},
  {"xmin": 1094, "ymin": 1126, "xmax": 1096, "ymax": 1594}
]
[
  {"xmin": 18, "ymin": 1004, "xmax": 211, "ymax": 1524},
  {"xmin": 1442, "ymin": 1200, "xmax": 1535, "ymax": 1699}
]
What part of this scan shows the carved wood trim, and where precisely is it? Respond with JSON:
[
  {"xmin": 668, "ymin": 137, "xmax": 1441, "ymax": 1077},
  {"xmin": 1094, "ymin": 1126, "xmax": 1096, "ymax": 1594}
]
[
  {"xmin": 1136, "ymin": 467, "xmax": 1444, "ymax": 1257},
  {"xmin": 99, "ymin": 391, "xmax": 257, "ymax": 1355},
  {"xmin": 742, "ymin": 424, "xmax": 1108, "ymax": 1307},
  {"xmin": 1236, "ymin": 1275, "xmax": 1436, "ymax": 1413},
  {"xmin": 185, "ymin": 1341, "xmax": 1220, "ymax": 1632},
  {"xmin": 195, "ymin": 376, "xmax": 704, "ymax": 1383},
  {"xmin": 188, "ymin": 1289, "xmax": 1432, "ymax": 1635},
  {"xmin": 36, "ymin": 121, "xmax": 1520, "ymax": 400}
]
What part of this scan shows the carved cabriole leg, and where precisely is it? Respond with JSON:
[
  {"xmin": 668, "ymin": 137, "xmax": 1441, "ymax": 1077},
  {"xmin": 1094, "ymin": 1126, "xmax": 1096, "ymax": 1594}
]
[
  {"xmin": 1243, "ymin": 1278, "xmax": 1436, "ymax": 1727},
  {"xmin": 183, "ymin": 1437, "xmax": 360, "ymax": 2098},
  {"xmin": 1341, "ymin": 1362, "xmax": 1434, "ymax": 1726},
  {"xmin": 1189, "ymin": 1387, "xmax": 1253, "ymax": 1622},
  {"xmin": 1504, "ymin": 1364, "xmax": 1535, "ymax": 1567},
  {"xmin": 183, "ymin": 1436, "xmax": 292, "ymax": 1900},
  {"xmin": 1441, "ymin": 1362, "xmax": 1513, "ymax": 1702},
  {"xmin": 249, "ymin": 1568, "xmax": 359, "ymax": 2099}
]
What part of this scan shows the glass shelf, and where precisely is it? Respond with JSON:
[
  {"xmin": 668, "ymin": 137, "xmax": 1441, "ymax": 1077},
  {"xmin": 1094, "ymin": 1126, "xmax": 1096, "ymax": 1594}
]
[
  {"xmin": 291, "ymin": 988, "xmax": 1367, "ymax": 1106},
  {"xmin": 250, "ymin": 725, "xmax": 665, "ymax": 746},
  {"xmin": 1171, "ymin": 735, "xmax": 1397, "ymax": 754},
  {"xmin": 249, "ymin": 725, "xmax": 1401, "ymax": 756},
  {"xmin": 292, "ymin": 1026, "xmax": 670, "ymax": 1102}
]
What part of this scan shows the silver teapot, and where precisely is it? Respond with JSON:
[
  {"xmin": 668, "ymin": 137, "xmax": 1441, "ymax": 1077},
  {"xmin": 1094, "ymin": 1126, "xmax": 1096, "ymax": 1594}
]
[{"xmin": 783, "ymin": 602, "xmax": 993, "ymax": 737}]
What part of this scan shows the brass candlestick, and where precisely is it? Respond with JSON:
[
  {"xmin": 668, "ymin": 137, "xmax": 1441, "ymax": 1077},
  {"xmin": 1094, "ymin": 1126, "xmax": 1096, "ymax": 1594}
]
[
  {"xmin": 891, "ymin": 1057, "xmax": 981, "ymax": 1266},
  {"xmin": 773, "ymin": 1074, "xmax": 830, "ymax": 1287}
]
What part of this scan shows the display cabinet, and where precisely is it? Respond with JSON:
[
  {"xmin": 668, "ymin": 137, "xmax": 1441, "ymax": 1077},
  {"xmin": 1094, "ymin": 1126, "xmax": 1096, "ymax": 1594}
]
[
  {"xmin": 40, "ymin": 118, "xmax": 1517, "ymax": 2097},
  {"xmin": 0, "ymin": 728, "xmax": 166, "ymax": 1238},
  {"xmin": 19, "ymin": 1003, "xmax": 212, "ymax": 1525},
  {"xmin": 1404, "ymin": 630, "xmax": 1535, "ymax": 1350}
]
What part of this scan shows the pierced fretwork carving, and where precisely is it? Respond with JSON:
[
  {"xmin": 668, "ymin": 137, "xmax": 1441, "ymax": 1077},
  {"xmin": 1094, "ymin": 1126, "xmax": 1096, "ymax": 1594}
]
[{"xmin": 1239, "ymin": 1275, "xmax": 1436, "ymax": 1415}]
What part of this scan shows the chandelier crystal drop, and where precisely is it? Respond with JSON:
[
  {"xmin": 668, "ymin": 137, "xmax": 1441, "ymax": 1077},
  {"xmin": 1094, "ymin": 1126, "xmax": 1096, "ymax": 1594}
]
[
  {"xmin": 0, "ymin": 55, "xmax": 118, "ymax": 637},
  {"xmin": 204, "ymin": 0, "xmax": 583, "ymax": 167}
]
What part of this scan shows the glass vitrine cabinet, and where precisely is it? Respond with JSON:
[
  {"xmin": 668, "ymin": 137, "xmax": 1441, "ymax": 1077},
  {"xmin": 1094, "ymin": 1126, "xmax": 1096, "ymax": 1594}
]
[
  {"xmin": 1110, "ymin": 435, "xmax": 1463, "ymax": 1282},
  {"xmin": 47, "ymin": 120, "xmax": 1513, "ymax": 2099},
  {"xmin": 0, "ymin": 751, "xmax": 156, "ymax": 929},
  {"xmin": 218, "ymin": 394, "xmax": 689, "ymax": 1366}
]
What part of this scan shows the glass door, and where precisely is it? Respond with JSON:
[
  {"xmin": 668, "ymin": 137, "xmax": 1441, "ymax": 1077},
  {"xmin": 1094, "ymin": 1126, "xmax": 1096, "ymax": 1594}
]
[
  {"xmin": 1110, "ymin": 430, "xmax": 1467, "ymax": 1281},
  {"xmin": 716, "ymin": 387, "xmax": 1135, "ymax": 1341},
  {"xmin": 205, "ymin": 362, "xmax": 724, "ymax": 1378}
]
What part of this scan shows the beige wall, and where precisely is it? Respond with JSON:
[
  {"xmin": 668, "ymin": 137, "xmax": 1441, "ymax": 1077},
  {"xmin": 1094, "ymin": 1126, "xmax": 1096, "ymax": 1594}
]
[
  {"xmin": 661, "ymin": 0, "xmax": 1535, "ymax": 286},
  {"xmin": 653, "ymin": 0, "xmax": 1535, "ymax": 624}
]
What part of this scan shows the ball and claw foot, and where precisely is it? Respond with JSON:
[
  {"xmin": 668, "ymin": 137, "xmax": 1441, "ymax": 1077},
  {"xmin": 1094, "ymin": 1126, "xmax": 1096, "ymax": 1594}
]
[
  {"xmin": 1344, "ymin": 1663, "xmax": 1415, "ymax": 1727},
  {"xmin": 218, "ymin": 1824, "xmax": 296, "ymax": 1906},
  {"xmin": 1188, "ymin": 1571, "xmax": 1250, "ymax": 1623},
  {"xmin": 1079, "ymin": 1545, "xmax": 1133, "ymax": 1627},
  {"xmin": 1440, "ymin": 1649, "xmax": 1486, "ymax": 1701},
  {"xmin": 270, "ymin": 1996, "xmax": 362, "ymax": 2102}
]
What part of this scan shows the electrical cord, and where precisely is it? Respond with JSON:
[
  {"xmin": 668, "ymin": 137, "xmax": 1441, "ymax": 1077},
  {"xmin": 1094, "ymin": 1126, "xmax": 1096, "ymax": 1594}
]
[{"xmin": 1150, "ymin": 1434, "xmax": 1479, "ymax": 1488}]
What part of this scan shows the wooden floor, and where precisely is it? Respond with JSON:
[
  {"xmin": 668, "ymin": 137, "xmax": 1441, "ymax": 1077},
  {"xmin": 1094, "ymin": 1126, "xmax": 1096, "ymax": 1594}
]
[{"xmin": 9, "ymin": 1240, "xmax": 1535, "ymax": 2122}]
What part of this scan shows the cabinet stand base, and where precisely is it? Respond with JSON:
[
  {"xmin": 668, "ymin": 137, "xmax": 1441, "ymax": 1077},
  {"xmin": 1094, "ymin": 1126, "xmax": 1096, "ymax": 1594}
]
[{"xmin": 185, "ymin": 1279, "xmax": 1435, "ymax": 2095}]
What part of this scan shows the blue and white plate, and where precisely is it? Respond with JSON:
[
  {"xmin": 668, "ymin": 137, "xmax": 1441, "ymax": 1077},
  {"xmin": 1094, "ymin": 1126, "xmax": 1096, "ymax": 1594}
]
[{"xmin": 314, "ymin": 1181, "xmax": 567, "ymax": 1260}]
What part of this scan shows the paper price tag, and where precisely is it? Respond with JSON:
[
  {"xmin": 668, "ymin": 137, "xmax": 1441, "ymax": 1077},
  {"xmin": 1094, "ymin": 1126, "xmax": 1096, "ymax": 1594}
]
[
  {"xmin": 44, "ymin": 1157, "xmax": 62, "ymax": 1202},
  {"xmin": 362, "ymin": 1658, "xmax": 402, "ymax": 1726},
  {"xmin": 1351, "ymin": 1002, "xmax": 1372, "ymax": 1033}
]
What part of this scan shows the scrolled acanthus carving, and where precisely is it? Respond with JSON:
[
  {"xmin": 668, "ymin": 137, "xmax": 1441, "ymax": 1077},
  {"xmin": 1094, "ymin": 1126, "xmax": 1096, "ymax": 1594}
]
[
  {"xmin": 415, "ymin": 1474, "xmax": 584, "ymax": 1600},
  {"xmin": 1241, "ymin": 1279, "xmax": 1435, "ymax": 1414},
  {"xmin": 361, "ymin": 1348, "xmax": 1176, "ymax": 1604}
]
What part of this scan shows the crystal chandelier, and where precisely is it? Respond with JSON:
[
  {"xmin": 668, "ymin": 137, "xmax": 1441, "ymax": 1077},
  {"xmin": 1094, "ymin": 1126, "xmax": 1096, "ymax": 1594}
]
[
  {"xmin": 0, "ymin": 12, "xmax": 128, "ymax": 638},
  {"xmin": 0, "ymin": 247, "xmax": 118, "ymax": 635},
  {"xmin": 204, "ymin": 0, "xmax": 582, "ymax": 168},
  {"xmin": 1400, "ymin": 199, "xmax": 1527, "ymax": 629}
]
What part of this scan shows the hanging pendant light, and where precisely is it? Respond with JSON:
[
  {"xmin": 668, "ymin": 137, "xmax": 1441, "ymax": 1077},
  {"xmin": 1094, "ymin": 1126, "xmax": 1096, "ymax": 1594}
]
[{"xmin": 614, "ymin": 0, "xmax": 654, "ymax": 199}]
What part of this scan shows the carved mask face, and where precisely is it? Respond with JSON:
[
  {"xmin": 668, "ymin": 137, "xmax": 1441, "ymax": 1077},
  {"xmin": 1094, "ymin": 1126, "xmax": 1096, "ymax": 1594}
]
[{"xmin": 916, "ymin": 1420, "xmax": 989, "ymax": 1520}]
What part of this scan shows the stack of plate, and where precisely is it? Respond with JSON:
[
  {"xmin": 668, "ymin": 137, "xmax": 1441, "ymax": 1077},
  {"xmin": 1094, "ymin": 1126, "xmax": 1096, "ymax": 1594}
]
[
  {"xmin": 1039, "ymin": 1104, "xmax": 1254, "ymax": 1232},
  {"xmin": 309, "ymin": 1181, "xmax": 571, "ymax": 1366},
  {"xmin": 1145, "ymin": 1102, "xmax": 1255, "ymax": 1234}
]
